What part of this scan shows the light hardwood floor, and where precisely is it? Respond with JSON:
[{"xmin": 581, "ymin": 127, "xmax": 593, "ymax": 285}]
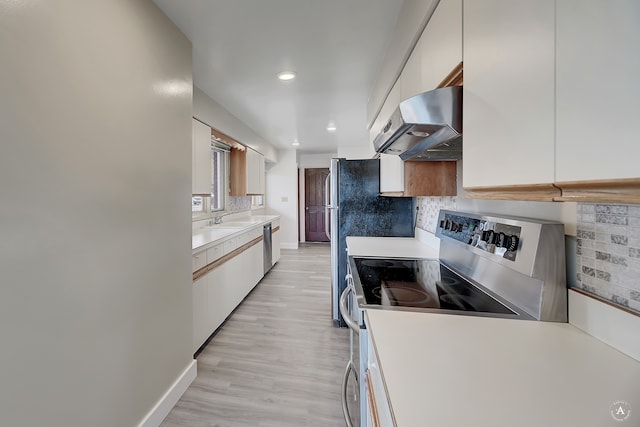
[{"xmin": 161, "ymin": 243, "xmax": 351, "ymax": 427}]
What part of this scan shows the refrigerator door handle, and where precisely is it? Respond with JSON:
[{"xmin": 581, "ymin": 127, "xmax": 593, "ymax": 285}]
[{"xmin": 324, "ymin": 172, "xmax": 332, "ymax": 241}]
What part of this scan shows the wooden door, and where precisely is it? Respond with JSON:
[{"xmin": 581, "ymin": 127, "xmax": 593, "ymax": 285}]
[{"xmin": 304, "ymin": 168, "xmax": 330, "ymax": 242}]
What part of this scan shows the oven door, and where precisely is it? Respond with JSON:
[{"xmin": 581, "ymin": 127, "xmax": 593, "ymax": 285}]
[{"xmin": 340, "ymin": 270, "xmax": 367, "ymax": 427}]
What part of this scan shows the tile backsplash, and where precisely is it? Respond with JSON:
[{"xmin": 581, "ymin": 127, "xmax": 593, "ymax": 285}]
[
  {"xmin": 416, "ymin": 196, "xmax": 457, "ymax": 233},
  {"xmin": 576, "ymin": 203, "xmax": 640, "ymax": 313},
  {"xmin": 228, "ymin": 196, "xmax": 251, "ymax": 212}
]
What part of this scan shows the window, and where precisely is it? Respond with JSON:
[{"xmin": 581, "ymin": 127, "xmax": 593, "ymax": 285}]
[
  {"xmin": 251, "ymin": 195, "xmax": 264, "ymax": 208},
  {"xmin": 192, "ymin": 140, "xmax": 229, "ymax": 215},
  {"xmin": 211, "ymin": 144, "xmax": 229, "ymax": 212}
]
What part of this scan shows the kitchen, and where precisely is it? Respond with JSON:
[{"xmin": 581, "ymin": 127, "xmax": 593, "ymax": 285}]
[{"xmin": 1, "ymin": 1, "xmax": 639, "ymax": 427}]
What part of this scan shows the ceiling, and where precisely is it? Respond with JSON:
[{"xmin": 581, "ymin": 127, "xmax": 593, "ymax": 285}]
[{"xmin": 154, "ymin": 0, "xmax": 405, "ymax": 155}]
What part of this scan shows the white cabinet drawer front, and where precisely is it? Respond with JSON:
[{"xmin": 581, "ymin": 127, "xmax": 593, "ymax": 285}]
[
  {"xmin": 250, "ymin": 227, "xmax": 262, "ymax": 240},
  {"xmin": 192, "ymin": 251, "xmax": 206, "ymax": 272},
  {"xmin": 206, "ymin": 243, "xmax": 223, "ymax": 264},
  {"xmin": 272, "ymin": 218, "xmax": 280, "ymax": 229},
  {"xmin": 223, "ymin": 238, "xmax": 238, "ymax": 255},
  {"xmin": 238, "ymin": 232, "xmax": 251, "ymax": 246}
]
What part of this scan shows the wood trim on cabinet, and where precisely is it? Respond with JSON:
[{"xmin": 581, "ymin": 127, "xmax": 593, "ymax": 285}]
[
  {"xmin": 229, "ymin": 146, "xmax": 247, "ymax": 196},
  {"xmin": 210, "ymin": 127, "xmax": 241, "ymax": 147},
  {"xmin": 463, "ymin": 183, "xmax": 561, "ymax": 201},
  {"xmin": 404, "ymin": 161, "xmax": 456, "ymax": 196},
  {"xmin": 272, "ymin": 226, "xmax": 280, "ymax": 234},
  {"xmin": 381, "ymin": 161, "xmax": 457, "ymax": 197},
  {"xmin": 437, "ymin": 61, "xmax": 463, "ymax": 88},
  {"xmin": 193, "ymin": 236, "xmax": 263, "ymax": 282},
  {"xmin": 365, "ymin": 371, "xmax": 381, "ymax": 427},
  {"xmin": 554, "ymin": 178, "xmax": 640, "ymax": 203}
]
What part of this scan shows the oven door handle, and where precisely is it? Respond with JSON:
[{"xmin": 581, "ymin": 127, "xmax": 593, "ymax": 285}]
[
  {"xmin": 341, "ymin": 359, "xmax": 356, "ymax": 427},
  {"xmin": 339, "ymin": 285, "xmax": 360, "ymax": 334}
]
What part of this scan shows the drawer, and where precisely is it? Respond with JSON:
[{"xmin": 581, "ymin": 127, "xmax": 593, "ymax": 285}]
[
  {"xmin": 192, "ymin": 251, "xmax": 206, "ymax": 272},
  {"xmin": 249, "ymin": 227, "xmax": 262, "ymax": 240},
  {"xmin": 206, "ymin": 243, "xmax": 223, "ymax": 264},
  {"xmin": 223, "ymin": 238, "xmax": 238, "ymax": 255},
  {"xmin": 238, "ymin": 231, "xmax": 251, "ymax": 246},
  {"xmin": 272, "ymin": 218, "xmax": 280, "ymax": 229}
]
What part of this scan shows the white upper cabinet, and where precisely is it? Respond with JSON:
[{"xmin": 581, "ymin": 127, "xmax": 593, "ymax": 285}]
[
  {"xmin": 420, "ymin": 0, "xmax": 462, "ymax": 91},
  {"xmin": 370, "ymin": 0, "xmax": 462, "ymax": 146},
  {"xmin": 246, "ymin": 147, "xmax": 265, "ymax": 195},
  {"xmin": 370, "ymin": 80, "xmax": 401, "ymax": 145},
  {"xmin": 192, "ymin": 118, "xmax": 212, "ymax": 195},
  {"xmin": 401, "ymin": 0, "xmax": 463, "ymax": 101},
  {"xmin": 379, "ymin": 153, "xmax": 405, "ymax": 193},
  {"xmin": 400, "ymin": 39, "xmax": 423, "ymax": 101},
  {"xmin": 555, "ymin": 0, "xmax": 640, "ymax": 183},
  {"xmin": 462, "ymin": 0, "xmax": 556, "ymax": 189}
]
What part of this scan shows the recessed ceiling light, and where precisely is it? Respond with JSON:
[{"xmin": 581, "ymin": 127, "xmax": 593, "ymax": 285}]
[
  {"xmin": 326, "ymin": 122, "xmax": 337, "ymax": 132},
  {"xmin": 277, "ymin": 71, "xmax": 297, "ymax": 81},
  {"xmin": 292, "ymin": 139, "xmax": 300, "ymax": 146}
]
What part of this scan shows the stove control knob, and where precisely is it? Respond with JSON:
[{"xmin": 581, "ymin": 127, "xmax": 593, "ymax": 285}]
[
  {"xmin": 483, "ymin": 230, "xmax": 495, "ymax": 243},
  {"xmin": 506, "ymin": 235, "xmax": 519, "ymax": 251}
]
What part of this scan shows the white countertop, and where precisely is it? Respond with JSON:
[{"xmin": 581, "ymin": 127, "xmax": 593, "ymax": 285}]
[
  {"xmin": 346, "ymin": 230, "xmax": 439, "ymax": 259},
  {"xmin": 191, "ymin": 214, "xmax": 279, "ymax": 252},
  {"xmin": 366, "ymin": 309, "xmax": 640, "ymax": 427},
  {"xmin": 347, "ymin": 235, "xmax": 640, "ymax": 427}
]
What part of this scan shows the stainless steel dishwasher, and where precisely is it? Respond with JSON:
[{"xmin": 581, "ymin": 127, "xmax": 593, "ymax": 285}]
[{"xmin": 263, "ymin": 223, "xmax": 272, "ymax": 274}]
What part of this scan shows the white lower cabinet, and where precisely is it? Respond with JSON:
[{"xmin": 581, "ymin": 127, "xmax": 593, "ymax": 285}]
[
  {"xmin": 192, "ymin": 275, "xmax": 209, "ymax": 352},
  {"xmin": 192, "ymin": 227, "xmax": 265, "ymax": 353}
]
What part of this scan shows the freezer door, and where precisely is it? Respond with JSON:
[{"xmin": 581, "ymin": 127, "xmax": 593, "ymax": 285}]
[{"xmin": 331, "ymin": 158, "xmax": 415, "ymax": 326}]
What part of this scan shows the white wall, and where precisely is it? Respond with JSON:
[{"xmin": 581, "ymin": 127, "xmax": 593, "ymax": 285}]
[
  {"xmin": 298, "ymin": 153, "xmax": 337, "ymax": 242},
  {"xmin": 266, "ymin": 150, "xmax": 299, "ymax": 248},
  {"xmin": 337, "ymin": 144, "xmax": 375, "ymax": 160},
  {"xmin": 0, "ymin": 2, "xmax": 193, "ymax": 426},
  {"xmin": 193, "ymin": 85, "xmax": 279, "ymax": 163}
]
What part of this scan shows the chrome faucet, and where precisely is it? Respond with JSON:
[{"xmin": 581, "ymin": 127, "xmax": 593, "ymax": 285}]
[{"xmin": 210, "ymin": 211, "xmax": 234, "ymax": 225}]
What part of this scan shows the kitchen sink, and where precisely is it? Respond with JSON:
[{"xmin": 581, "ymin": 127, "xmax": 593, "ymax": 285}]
[{"xmin": 201, "ymin": 220, "xmax": 262, "ymax": 229}]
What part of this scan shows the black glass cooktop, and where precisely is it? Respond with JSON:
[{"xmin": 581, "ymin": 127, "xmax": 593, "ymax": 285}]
[{"xmin": 352, "ymin": 257, "xmax": 515, "ymax": 315}]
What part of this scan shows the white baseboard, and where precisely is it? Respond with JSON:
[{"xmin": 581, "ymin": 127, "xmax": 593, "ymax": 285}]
[
  {"xmin": 569, "ymin": 289, "xmax": 640, "ymax": 362},
  {"xmin": 281, "ymin": 242, "xmax": 299, "ymax": 249},
  {"xmin": 137, "ymin": 359, "xmax": 197, "ymax": 427}
]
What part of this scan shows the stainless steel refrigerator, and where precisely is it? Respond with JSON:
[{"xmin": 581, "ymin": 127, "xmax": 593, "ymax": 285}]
[{"xmin": 326, "ymin": 158, "xmax": 415, "ymax": 327}]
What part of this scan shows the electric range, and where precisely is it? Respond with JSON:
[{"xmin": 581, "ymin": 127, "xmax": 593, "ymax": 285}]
[
  {"xmin": 351, "ymin": 257, "xmax": 527, "ymax": 319},
  {"xmin": 346, "ymin": 209, "xmax": 567, "ymax": 322},
  {"xmin": 339, "ymin": 210, "xmax": 568, "ymax": 427}
]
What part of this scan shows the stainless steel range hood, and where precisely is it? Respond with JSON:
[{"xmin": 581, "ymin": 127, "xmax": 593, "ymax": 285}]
[{"xmin": 373, "ymin": 86, "xmax": 462, "ymax": 161}]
